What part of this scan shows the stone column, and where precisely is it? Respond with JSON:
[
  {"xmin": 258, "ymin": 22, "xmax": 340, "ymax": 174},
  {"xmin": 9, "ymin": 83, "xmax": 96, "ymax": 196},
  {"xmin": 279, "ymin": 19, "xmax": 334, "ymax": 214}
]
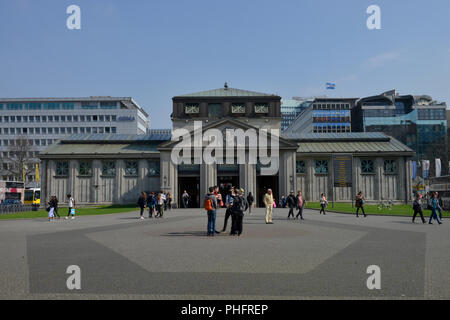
[
  {"xmin": 375, "ymin": 157, "xmax": 383, "ymax": 201},
  {"xmin": 278, "ymin": 150, "xmax": 296, "ymax": 198},
  {"xmin": 200, "ymin": 163, "xmax": 216, "ymax": 199},
  {"xmin": 160, "ymin": 151, "xmax": 177, "ymax": 199}
]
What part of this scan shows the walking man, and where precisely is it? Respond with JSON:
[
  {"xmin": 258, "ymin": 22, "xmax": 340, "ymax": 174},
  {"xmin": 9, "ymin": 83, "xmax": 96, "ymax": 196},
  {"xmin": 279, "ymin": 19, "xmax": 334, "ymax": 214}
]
[
  {"xmin": 204, "ymin": 187, "xmax": 218, "ymax": 236},
  {"xmin": 429, "ymin": 192, "xmax": 442, "ymax": 225},
  {"xmin": 295, "ymin": 191, "xmax": 305, "ymax": 220},
  {"xmin": 264, "ymin": 189, "xmax": 274, "ymax": 224},
  {"xmin": 287, "ymin": 191, "xmax": 296, "ymax": 219},
  {"xmin": 412, "ymin": 193, "xmax": 425, "ymax": 224},
  {"xmin": 182, "ymin": 190, "xmax": 190, "ymax": 208}
]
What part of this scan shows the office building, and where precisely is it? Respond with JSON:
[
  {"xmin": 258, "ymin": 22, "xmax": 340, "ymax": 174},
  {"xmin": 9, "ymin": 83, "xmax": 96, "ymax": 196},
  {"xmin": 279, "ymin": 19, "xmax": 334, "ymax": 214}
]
[
  {"xmin": 283, "ymin": 98, "xmax": 358, "ymax": 135},
  {"xmin": 281, "ymin": 99, "xmax": 312, "ymax": 132},
  {"xmin": 0, "ymin": 97, "xmax": 150, "ymax": 184},
  {"xmin": 352, "ymin": 90, "xmax": 448, "ymax": 162}
]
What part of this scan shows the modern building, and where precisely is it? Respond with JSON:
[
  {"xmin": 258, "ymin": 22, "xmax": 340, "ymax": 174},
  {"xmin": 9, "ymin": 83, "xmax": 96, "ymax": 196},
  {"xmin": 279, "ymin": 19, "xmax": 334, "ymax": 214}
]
[
  {"xmin": 40, "ymin": 86, "xmax": 415, "ymax": 207},
  {"xmin": 352, "ymin": 90, "xmax": 448, "ymax": 164},
  {"xmin": 283, "ymin": 98, "xmax": 358, "ymax": 135},
  {"xmin": 281, "ymin": 99, "xmax": 312, "ymax": 132},
  {"xmin": 0, "ymin": 97, "xmax": 150, "ymax": 184}
]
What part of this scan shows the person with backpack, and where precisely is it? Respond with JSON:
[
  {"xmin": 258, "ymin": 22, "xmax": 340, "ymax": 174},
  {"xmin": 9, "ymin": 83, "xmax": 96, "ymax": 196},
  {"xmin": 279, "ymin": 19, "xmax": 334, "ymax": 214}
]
[
  {"xmin": 296, "ymin": 191, "xmax": 305, "ymax": 220},
  {"xmin": 412, "ymin": 193, "xmax": 425, "ymax": 224},
  {"xmin": 355, "ymin": 191, "xmax": 367, "ymax": 218},
  {"xmin": 204, "ymin": 187, "xmax": 218, "ymax": 236},
  {"xmin": 137, "ymin": 192, "xmax": 147, "ymax": 220},
  {"xmin": 436, "ymin": 192, "xmax": 444, "ymax": 221},
  {"xmin": 230, "ymin": 189, "xmax": 248, "ymax": 236},
  {"xmin": 286, "ymin": 191, "xmax": 296, "ymax": 219},
  {"xmin": 66, "ymin": 194, "xmax": 76, "ymax": 220}
]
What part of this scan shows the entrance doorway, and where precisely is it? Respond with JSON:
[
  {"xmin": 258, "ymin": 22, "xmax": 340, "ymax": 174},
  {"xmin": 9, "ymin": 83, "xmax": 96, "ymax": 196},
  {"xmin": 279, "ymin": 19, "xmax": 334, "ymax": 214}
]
[
  {"xmin": 217, "ymin": 176, "xmax": 239, "ymax": 203},
  {"xmin": 178, "ymin": 176, "xmax": 200, "ymax": 208},
  {"xmin": 256, "ymin": 175, "xmax": 279, "ymax": 207}
]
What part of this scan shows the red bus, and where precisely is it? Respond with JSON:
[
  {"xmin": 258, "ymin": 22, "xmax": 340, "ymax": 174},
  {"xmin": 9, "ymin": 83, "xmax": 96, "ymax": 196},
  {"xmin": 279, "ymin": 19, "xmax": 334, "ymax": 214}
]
[{"xmin": 0, "ymin": 181, "xmax": 25, "ymax": 205}]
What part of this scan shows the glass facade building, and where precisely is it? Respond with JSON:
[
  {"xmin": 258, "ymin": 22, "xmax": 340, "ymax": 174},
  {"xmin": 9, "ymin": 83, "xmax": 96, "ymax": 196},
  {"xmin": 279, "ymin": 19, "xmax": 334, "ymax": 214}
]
[{"xmin": 352, "ymin": 90, "xmax": 448, "ymax": 162}]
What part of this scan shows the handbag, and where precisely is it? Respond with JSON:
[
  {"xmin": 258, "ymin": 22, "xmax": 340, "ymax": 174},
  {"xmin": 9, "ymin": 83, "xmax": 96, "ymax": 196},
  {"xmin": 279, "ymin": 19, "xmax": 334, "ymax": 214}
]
[{"xmin": 273, "ymin": 201, "xmax": 277, "ymax": 208}]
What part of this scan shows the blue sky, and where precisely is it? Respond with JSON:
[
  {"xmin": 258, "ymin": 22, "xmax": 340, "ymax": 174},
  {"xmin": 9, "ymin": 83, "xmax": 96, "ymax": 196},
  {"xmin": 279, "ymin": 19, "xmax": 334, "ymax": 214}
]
[{"xmin": 1, "ymin": 0, "xmax": 449, "ymax": 128}]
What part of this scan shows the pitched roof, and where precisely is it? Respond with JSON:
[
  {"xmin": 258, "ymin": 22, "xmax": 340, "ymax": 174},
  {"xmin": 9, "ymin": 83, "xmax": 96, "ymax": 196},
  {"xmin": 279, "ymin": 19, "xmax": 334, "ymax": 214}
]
[{"xmin": 174, "ymin": 87, "xmax": 277, "ymax": 98}]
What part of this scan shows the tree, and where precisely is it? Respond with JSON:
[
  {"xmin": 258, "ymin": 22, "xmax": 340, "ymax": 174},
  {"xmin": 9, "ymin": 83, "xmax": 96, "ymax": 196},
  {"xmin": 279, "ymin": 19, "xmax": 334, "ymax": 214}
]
[{"xmin": 0, "ymin": 135, "xmax": 37, "ymax": 183}]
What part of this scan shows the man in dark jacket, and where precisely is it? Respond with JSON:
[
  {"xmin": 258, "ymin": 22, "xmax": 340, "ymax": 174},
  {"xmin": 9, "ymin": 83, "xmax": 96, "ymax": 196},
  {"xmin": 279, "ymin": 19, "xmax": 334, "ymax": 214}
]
[
  {"xmin": 286, "ymin": 191, "xmax": 296, "ymax": 219},
  {"xmin": 230, "ymin": 189, "xmax": 248, "ymax": 236}
]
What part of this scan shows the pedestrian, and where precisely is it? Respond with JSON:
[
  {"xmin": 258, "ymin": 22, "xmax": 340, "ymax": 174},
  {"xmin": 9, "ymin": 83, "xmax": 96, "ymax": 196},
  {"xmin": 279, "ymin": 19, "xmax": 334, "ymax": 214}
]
[
  {"xmin": 246, "ymin": 192, "xmax": 254, "ymax": 215},
  {"xmin": 319, "ymin": 193, "xmax": 328, "ymax": 215},
  {"xmin": 182, "ymin": 190, "xmax": 190, "ymax": 208},
  {"xmin": 437, "ymin": 192, "xmax": 444, "ymax": 221},
  {"xmin": 214, "ymin": 186, "xmax": 223, "ymax": 208},
  {"xmin": 264, "ymin": 189, "xmax": 274, "ymax": 224},
  {"xmin": 412, "ymin": 193, "xmax": 425, "ymax": 224},
  {"xmin": 137, "ymin": 191, "xmax": 147, "ymax": 220},
  {"xmin": 287, "ymin": 191, "xmax": 296, "ymax": 219},
  {"xmin": 47, "ymin": 196, "xmax": 56, "ymax": 221},
  {"xmin": 167, "ymin": 192, "xmax": 173, "ymax": 210},
  {"xmin": 204, "ymin": 187, "xmax": 218, "ymax": 236},
  {"xmin": 230, "ymin": 189, "xmax": 248, "ymax": 236},
  {"xmin": 147, "ymin": 192, "xmax": 157, "ymax": 218},
  {"xmin": 429, "ymin": 192, "xmax": 442, "ymax": 225},
  {"xmin": 295, "ymin": 191, "xmax": 305, "ymax": 220},
  {"xmin": 160, "ymin": 191, "xmax": 167, "ymax": 214},
  {"xmin": 155, "ymin": 193, "xmax": 163, "ymax": 218},
  {"xmin": 221, "ymin": 187, "xmax": 235, "ymax": 232},
  {"xmin": 66, "ymin": 194, "xmax": 76, "ymax": 220},
  {"xmin": 355, "ymin": 191, "xmax": 367, "ymax": 218},
  {"xmin": 53, "ymin": 196, "xmax": 60, "ymax": 219}
]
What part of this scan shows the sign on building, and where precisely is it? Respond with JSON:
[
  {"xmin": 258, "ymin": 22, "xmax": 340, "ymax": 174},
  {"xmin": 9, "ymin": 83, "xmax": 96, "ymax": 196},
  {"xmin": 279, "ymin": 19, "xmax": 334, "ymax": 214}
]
[{"xmin": 333, "ymin": 154, "xmax": 353, "ymax": 188}]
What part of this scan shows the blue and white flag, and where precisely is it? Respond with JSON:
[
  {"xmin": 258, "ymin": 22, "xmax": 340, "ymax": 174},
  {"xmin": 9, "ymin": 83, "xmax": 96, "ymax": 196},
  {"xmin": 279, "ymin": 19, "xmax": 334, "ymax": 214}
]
[
  {"xmin": 326, "ymin": 82, "xmax": 336, "ymax": 90},
  {"xmin": 422, "ymin": 160, "xmax": 430, "ymax": 179}
]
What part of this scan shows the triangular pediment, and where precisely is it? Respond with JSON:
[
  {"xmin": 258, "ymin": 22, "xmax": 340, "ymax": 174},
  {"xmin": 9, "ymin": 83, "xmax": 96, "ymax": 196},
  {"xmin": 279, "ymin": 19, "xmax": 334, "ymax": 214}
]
[{"xmin": 158, "ymin": 119, "xmax": 298, "ymax": 150}]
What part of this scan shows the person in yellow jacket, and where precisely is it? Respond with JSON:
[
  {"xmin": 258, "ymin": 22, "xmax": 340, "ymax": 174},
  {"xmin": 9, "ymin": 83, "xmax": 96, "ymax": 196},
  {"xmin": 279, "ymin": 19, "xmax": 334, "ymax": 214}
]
[{"xmin": 264, "ymin": 189, "xmax": 274, "ymax": 224}]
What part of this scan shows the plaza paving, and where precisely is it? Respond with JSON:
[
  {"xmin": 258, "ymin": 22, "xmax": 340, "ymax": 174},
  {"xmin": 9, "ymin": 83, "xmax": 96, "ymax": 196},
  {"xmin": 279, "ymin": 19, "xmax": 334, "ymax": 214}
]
[{"xmin": 0, "ymin": 207, "xmax": 449, "ymax": 299}]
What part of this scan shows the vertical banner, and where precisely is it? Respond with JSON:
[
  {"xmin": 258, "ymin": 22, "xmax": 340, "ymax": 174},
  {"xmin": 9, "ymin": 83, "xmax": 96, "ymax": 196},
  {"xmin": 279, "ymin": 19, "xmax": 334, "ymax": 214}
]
[
  {"xmin": 422, "ymin": 160, "xmax": 430, "ymax": 179},
  {"xmin": 435, "ymin": 159, "xmax": 441, "ymax": 177},
  {"xmin": 411, "ymin": 161, "xmax": 417, "ymax": 180},
  {"xmin": 36, "ymin": 163, "xmax": 40, "ymax": 182}
]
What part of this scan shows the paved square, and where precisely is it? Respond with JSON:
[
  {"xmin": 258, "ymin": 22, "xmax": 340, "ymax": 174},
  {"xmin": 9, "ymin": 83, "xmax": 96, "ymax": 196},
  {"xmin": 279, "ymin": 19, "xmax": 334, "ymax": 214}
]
[{"xmin": 0, "ymin": 208, "xmax": 449, "ymax": 299}]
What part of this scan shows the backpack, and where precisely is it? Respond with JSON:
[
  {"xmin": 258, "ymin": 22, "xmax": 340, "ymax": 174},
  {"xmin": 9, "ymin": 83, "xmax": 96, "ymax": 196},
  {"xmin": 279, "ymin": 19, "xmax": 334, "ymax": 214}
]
[
  {"xmin": 231, "ymin": 196, "xmax": 244, "ymax": 212},
  {"xmin": 204, "ymin": 197, "xmax": 213, "ymax": 211}
]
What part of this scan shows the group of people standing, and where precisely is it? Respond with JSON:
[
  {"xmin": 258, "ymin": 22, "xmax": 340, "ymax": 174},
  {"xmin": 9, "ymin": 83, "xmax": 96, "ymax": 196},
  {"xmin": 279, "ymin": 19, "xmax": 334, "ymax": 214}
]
[
  {"xmin": 137, "ymin": 191, "xmax": 173, "ymax": 220},
  {"xmin": 47, "ymin": 194, "xmax": 75, "ymax": 221},
  {"xmin": 205, "ymin": 186, "xmax": 251, "ymax": 236}
]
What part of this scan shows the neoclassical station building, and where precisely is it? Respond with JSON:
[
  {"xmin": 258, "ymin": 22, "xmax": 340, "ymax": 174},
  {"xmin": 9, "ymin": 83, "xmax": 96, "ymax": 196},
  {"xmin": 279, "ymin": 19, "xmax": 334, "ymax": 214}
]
[{"xmin": 40, "ymin": 86, "xmax": 415, "ymax": 207}]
